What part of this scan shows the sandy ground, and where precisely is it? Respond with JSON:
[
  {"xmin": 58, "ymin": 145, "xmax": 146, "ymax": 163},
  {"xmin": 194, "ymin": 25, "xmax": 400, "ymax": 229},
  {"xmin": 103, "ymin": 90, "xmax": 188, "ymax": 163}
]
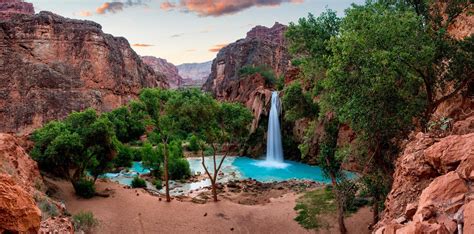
[{"xmin": 51, "ymin": 179, "xmax": 371, "ymax": 234}]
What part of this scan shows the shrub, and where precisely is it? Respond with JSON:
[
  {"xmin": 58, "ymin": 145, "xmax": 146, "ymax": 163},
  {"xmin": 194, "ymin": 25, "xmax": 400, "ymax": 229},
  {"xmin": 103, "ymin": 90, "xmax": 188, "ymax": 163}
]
[
  {"xmin": 187, "ymin": 135, "xmax": 200, "ymax": 152},
  {"xmin": 73, "ymin": 178, "xmax": 96, "ymax": 198},
  {"xmin": 131, "ymin": 176, "xmax": 147, "ymax": 188},
  {"xmin": 114, "ymin": 144, "xmax": 133, "ymax": 168},
  {"xmin": 153, "ymin": 179, "xmax": 163, "ymax": 190},
  {"xmin": 239, "ymin": 65, "xmax": 276, "ymax": 85},
  {"xmin": 168, "ymin": 157, "xmax": 191, "ymax": 180},
  {"xmin": 131, "ymin": 147, "xmax": 144, "ymax": 161},
  {"xmin": 73, "ymin": 211, "xmax": 98, "ymax": 232},
  {"xmin": 38, "ymin": 199, "xmax": 59, "ymax": 220}
]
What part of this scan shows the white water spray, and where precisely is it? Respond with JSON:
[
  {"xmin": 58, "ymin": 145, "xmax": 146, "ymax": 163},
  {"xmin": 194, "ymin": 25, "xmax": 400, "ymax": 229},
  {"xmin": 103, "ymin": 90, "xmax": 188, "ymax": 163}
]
[{"xmin": 256, "ymin": 91, "xmax": 288, "ymax": 168}]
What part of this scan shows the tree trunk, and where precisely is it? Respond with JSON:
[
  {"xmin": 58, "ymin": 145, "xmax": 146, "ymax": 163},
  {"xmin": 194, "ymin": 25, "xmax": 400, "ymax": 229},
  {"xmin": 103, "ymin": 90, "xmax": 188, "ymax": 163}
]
[
  {"xmin": 337, "ymin": 198, "xmax": 347, "ymax": 234},
  {"xmin": 211, "ymin": 178, "xmax": 218, "ymax": 202},
  {"xmin": 164, "ymin": 143, "xmax": 170, "ymax": 202},
  {"xmin": 327, "ymin": 166, "xmax": 347, "ymax": 234}
]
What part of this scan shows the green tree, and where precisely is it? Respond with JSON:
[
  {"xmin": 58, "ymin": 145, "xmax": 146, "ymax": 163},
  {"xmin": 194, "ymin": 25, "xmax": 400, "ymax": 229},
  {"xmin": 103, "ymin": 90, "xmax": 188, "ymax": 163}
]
[
  {"xmin": 282, "ymin": 81, "xmax": 319, "ymax": 121},
  {"xmin": 31, "ymin": 109, "xmax": 117, "ymax": 198},
  {"xmin": 200, "ymin": 102, "xmax": 253, "ymax": 202},
  {"xmin": 104, "ymin": 105, "xmax": 145, "ymax": 143}
]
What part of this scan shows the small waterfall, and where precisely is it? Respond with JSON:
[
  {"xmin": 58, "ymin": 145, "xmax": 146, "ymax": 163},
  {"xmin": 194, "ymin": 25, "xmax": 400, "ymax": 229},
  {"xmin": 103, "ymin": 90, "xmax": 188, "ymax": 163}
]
[
  {"xmin": 255, "ymin": 91, "xmax": 288, "ymax": 168},
  {"xmin": 266, "ymin": 91, "xmax": 284, "ymax": 162}
]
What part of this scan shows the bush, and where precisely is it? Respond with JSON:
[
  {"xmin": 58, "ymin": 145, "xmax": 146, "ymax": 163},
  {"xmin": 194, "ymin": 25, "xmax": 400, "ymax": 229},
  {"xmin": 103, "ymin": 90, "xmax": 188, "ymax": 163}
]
[
  {"xmin": 169, "ymin": 157, "xmax": 191, "ymax": 180},
  {"xmin": 114, "ymin": 144, "xmax": 133, "ymax": 168},
  {"xmin": 131, "ymin": 176, "xmax": 147, "ymax": 188},
  {"xmin": 239, "ymin": 65, "xmax": 276, "ymax": 85},
  {"xmin": 73, "ymin": 211, "xmax": 98, "ymax": 232},
  {"xmin": 131, "ymin": 147, "xmax": 144, "ymax": 161},
  {"xmin": 153, "ymin": 179, "xmax": 163, "ymax": 190},
  {"xmin": 73, "ymin": 178, "xmax": 96, "ymax": 198},
  {"xmin": 187, "ymin": 135, "xmax": 200, "ymax": 152},
  {"xmin": 38, "ymin": 199, "xmax": 58, "ymax": 220}
]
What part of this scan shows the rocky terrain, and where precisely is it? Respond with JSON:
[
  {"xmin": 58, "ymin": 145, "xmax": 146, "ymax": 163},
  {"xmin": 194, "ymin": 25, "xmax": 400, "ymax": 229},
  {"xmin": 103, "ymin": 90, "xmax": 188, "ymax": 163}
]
[
  {"xmin": 375, "ymin": 96, "xmax": 473, "ymax": 233},
  {"xmin": 176, "ymin": 61, "xmax": 212, "ymax": 88},
  {"xmin": 0, "ymin": 0, "xmax": 34, "ymax": 19},
  {"xmin": 142, "ymin": 56, "xmax": 183, "ymax": 88},
  {"xmin": 0, "ymin": 10, "xmax": 168, "ymax": 134}
]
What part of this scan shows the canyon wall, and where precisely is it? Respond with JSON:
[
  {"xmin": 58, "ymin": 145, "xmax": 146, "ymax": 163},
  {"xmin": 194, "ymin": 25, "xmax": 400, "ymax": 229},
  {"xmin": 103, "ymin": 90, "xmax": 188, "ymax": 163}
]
[
  {"xmin": 142, "ymin": 56, "xmax": 183, "ymax": 89},
  {"xmin": 0, "ymin": 0, "xmax": 34, "ymax": 19},
  {"xmin": 0, "ymin": 11, "xmax": 168, "ymax": 134},
  {"xmin": 177, "ymin": 61, "xmax": 212, "ymax": 88}
]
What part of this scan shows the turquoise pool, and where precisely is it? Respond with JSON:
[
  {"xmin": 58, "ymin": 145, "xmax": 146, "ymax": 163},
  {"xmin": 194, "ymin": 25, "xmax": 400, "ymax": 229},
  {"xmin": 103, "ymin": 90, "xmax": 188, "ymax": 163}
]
[{"xmin": 102, "ymin": 157, "xmax": 356, "ymax": 192}]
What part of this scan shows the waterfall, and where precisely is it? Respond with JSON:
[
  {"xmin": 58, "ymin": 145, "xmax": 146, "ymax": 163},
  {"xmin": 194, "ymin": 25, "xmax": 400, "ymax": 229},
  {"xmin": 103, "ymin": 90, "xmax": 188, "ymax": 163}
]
[
  {"xmin": 255, "ymin": 91, "xmax": 288, "ymax": 168},
  {"xmin": 266, "ymin": 91, "xmax": 284, "ymax": 162}
]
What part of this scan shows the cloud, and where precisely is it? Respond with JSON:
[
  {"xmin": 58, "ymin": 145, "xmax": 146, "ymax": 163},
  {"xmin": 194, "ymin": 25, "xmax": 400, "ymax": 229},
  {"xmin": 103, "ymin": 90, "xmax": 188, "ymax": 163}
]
[
  {"xmin": 79, "ymin": 11, "xmax": 93, "ymax": 17},
  {"xmin": 170, "ymin": 33, "xmax": 185, "ymax": 38},
  {"xmin": 160, "ymin": 1, "xmax": 176, "ymax": 11},
  {"xmin": 96, "ymin": 1, "xmax": 148, "ymax": 15},
  {"xmin": 209, "ymin": 43, "xmax": 228, "ymax": 52},
  {"xmin": 163, "ymin": 0, "xmax": 304, "ymax": 17},
  {"xmin": 186, "ymin": 49, "xmax": 196, "ymax": 52},
  {"xmin": 132, "ymin": 43, "xmax": 155, "ymax": 47}
]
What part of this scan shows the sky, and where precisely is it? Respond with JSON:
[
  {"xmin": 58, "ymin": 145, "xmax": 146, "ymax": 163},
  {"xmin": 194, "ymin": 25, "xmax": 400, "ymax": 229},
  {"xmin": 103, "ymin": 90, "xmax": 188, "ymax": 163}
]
[{"xmin": 30, "ymin": 0, "xmax": 363, "ymax": 65}]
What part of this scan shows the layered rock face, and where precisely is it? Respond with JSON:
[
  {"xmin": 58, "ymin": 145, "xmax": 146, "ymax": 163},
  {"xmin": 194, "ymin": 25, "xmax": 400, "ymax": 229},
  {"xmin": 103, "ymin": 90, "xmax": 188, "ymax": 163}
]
[
  {"xmin": 376, "ymin": 96, "xmax": 474, "ymax": 233},
  {"xmin": 203, "ymin": 22, "xmax": 290, "ymax": 99},
  {"xmin": 142, "ymin": 56, "xmax": 182, "ymax": 88},
  {"xmin": 0, "ymin": 133, "xmax": 41, "ymax": 233},
  {"xmin": 0, "ymin": 0, "xmax": 34, "ymax": 19},
  {"xmin": 177, "ymin": 61, "xmax": 212, "ymax": 88},
  {"xmin": 0, "ymin": 11, "xmax": 168, "ymax": 134}
]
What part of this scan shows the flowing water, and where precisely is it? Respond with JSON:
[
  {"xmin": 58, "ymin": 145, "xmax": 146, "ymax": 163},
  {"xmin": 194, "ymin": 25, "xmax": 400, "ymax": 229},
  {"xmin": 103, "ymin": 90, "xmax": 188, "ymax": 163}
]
[{"xmin": 256, "ymin": 91, "xmax": 288, "ymax": 168}]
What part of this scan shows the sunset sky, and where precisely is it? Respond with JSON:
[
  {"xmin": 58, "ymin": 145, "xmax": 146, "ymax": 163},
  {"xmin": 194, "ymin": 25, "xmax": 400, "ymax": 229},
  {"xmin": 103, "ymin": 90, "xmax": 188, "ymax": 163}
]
[{"xmin": 30, "ymin": 0, "xmax": 363, "ymax": 65}]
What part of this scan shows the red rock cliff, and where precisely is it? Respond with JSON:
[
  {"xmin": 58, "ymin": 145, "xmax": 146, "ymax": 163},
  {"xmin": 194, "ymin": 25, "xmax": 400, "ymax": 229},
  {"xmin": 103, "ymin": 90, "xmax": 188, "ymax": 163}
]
[
  {"xmin": 142, "ymin": 56, "xmax": 183, "ymax": 88},
  {"xmin": 0, "ymin": 11, "xmax": 168, "ymax": 134},
  {"xmin": 0, "ymin": 0, "xmax": 34, "ymax": 19}
]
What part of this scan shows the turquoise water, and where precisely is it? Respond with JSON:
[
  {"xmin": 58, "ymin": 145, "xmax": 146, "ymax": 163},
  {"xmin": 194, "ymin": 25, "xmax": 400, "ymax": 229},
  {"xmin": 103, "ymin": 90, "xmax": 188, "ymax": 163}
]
[{"xmin": 102, "ymin": 157, "xmax": 355, "ymax": 189}]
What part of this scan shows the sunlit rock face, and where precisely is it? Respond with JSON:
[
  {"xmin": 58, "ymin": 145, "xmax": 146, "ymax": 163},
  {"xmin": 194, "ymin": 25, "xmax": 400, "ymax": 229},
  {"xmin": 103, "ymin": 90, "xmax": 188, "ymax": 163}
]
[
  {"xmin": 0, "ymin": 11, "xmax": 168, "ymax": 134},
  {"xmin": 142, "ymin": 56, "xmax": 183, "ymax": 89},
  {"xmin": 0, "ymin": 0, "xmax": 34, "ymax": 20}
]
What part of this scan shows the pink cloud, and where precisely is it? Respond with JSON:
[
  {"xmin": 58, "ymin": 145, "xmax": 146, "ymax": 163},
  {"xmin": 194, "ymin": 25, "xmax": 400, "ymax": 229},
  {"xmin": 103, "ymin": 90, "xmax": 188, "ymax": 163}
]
[
  {"xmin": 209, "ymin": 43, "xmax": 228, "ymax": 52},
  {"xmin": 165, "ymin": 0, "xmax": 304, "ymax": 17}
]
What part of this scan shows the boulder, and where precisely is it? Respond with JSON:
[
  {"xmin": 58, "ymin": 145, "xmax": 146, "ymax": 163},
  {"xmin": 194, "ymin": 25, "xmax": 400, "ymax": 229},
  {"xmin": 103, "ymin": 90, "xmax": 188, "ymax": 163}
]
[
  {"xmin": 464, "ymin": 201, "xmax": 474, "ymax": 234},
  {"xmin": 0, "ymin": 174, "xmax": 41, "ymax": 233}
]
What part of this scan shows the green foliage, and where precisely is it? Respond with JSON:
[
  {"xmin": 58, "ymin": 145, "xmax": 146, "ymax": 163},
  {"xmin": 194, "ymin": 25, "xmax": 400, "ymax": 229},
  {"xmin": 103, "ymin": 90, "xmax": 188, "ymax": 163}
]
[
  {"xmin": 131, "ymin": 176, "xmax": 147, "ymax": 188},
  {"xmin": 114, "ymin": 143, "xmax": 133, "ymax": 168},
  {"xmin": 130, "ymin": 147, "xmax": 144, "ymax": 161},
  {"xmin": 294, "ymin": 187, "xmax": 336, "ymax": 229},
  {"xmin": 187, "ymin": 135, "xmax": 200, "ymax": 152},
  {"xmin": 286, "ymin": 9, "xmax": 341, "ymax": 84},
  {"xmin": 282, "ymin": 82, "xmax": 319, "ymax": 121},
  {"xmin": 317, "ymin": 119, "xmax": 342, "ymax": 180},
  {"xmin": 141, "ymin": 143, "xmax": 163, "ymax": 175},
  {"xmin": 153, "ymin": 179, "xmax": 163, "ymax": 190},
  {"xmin": 239, "ymin": 65, "xmax": 277, "ymax": 85},
  {"xmin": 31, "ymin": 108, "xmax": 117, "ymax": 197},
  {"xmin": 73, "ymin": 178, "xmax": 96, "ymax": 198},
  {"xmin": 104, "ymin": 105, "xmax": 145, "ymax": 143},
  {"xmin": 73, "ymin": 211, "xmax": 98, "ymax": 233},
  {"xmin": 168, "ymin": 156, "xmax": 191, "ymax": 180},
  {"xmin": 276, "ymin": 75, "xmax": 285, "ymax": 91}
]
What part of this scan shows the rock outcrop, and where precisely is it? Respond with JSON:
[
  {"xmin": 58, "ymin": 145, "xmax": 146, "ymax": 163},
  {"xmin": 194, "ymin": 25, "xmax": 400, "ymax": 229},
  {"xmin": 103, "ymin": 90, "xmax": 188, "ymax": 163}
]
[
  {"xmin": 0, "ymin": 174, "xmax": 41, "ymax": 233},
  {"xmin": 375, "ymin": 115, "xmax": 474, "ymax": 233},
  {"xmin": 0, "ymin": 133, "xmax": 42, "ymax": 194},
  {"xmin": 0, "ymin": 0, "xmax": 34, "ymax": 19},
  {"xmin": 177, "ymin": 61, "xmax": 212, "ymax": 88},
  {"xmin": 0, "ymin": 11, "xmax": 168, "ymax": 134},
  {"xmin": 142, "ymin": 56, "xmax": 182, "ymax": 88},
  {"xmin": 203, "ymin": 22, "xmax": 290, "ymax": 99}
]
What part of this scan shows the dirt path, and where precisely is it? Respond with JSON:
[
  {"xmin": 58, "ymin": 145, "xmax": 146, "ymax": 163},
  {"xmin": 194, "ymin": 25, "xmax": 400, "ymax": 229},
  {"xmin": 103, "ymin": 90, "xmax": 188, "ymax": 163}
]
[{"xmin": 52, "ymin": 180, "xmax": 371, "ymax": 234}]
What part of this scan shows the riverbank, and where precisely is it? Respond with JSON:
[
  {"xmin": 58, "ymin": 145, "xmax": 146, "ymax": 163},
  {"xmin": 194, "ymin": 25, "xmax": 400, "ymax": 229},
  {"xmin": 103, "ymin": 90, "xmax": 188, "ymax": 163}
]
[{"xmin": 47, "ymin": 178, "xmax": 372, "ymax": 233}]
